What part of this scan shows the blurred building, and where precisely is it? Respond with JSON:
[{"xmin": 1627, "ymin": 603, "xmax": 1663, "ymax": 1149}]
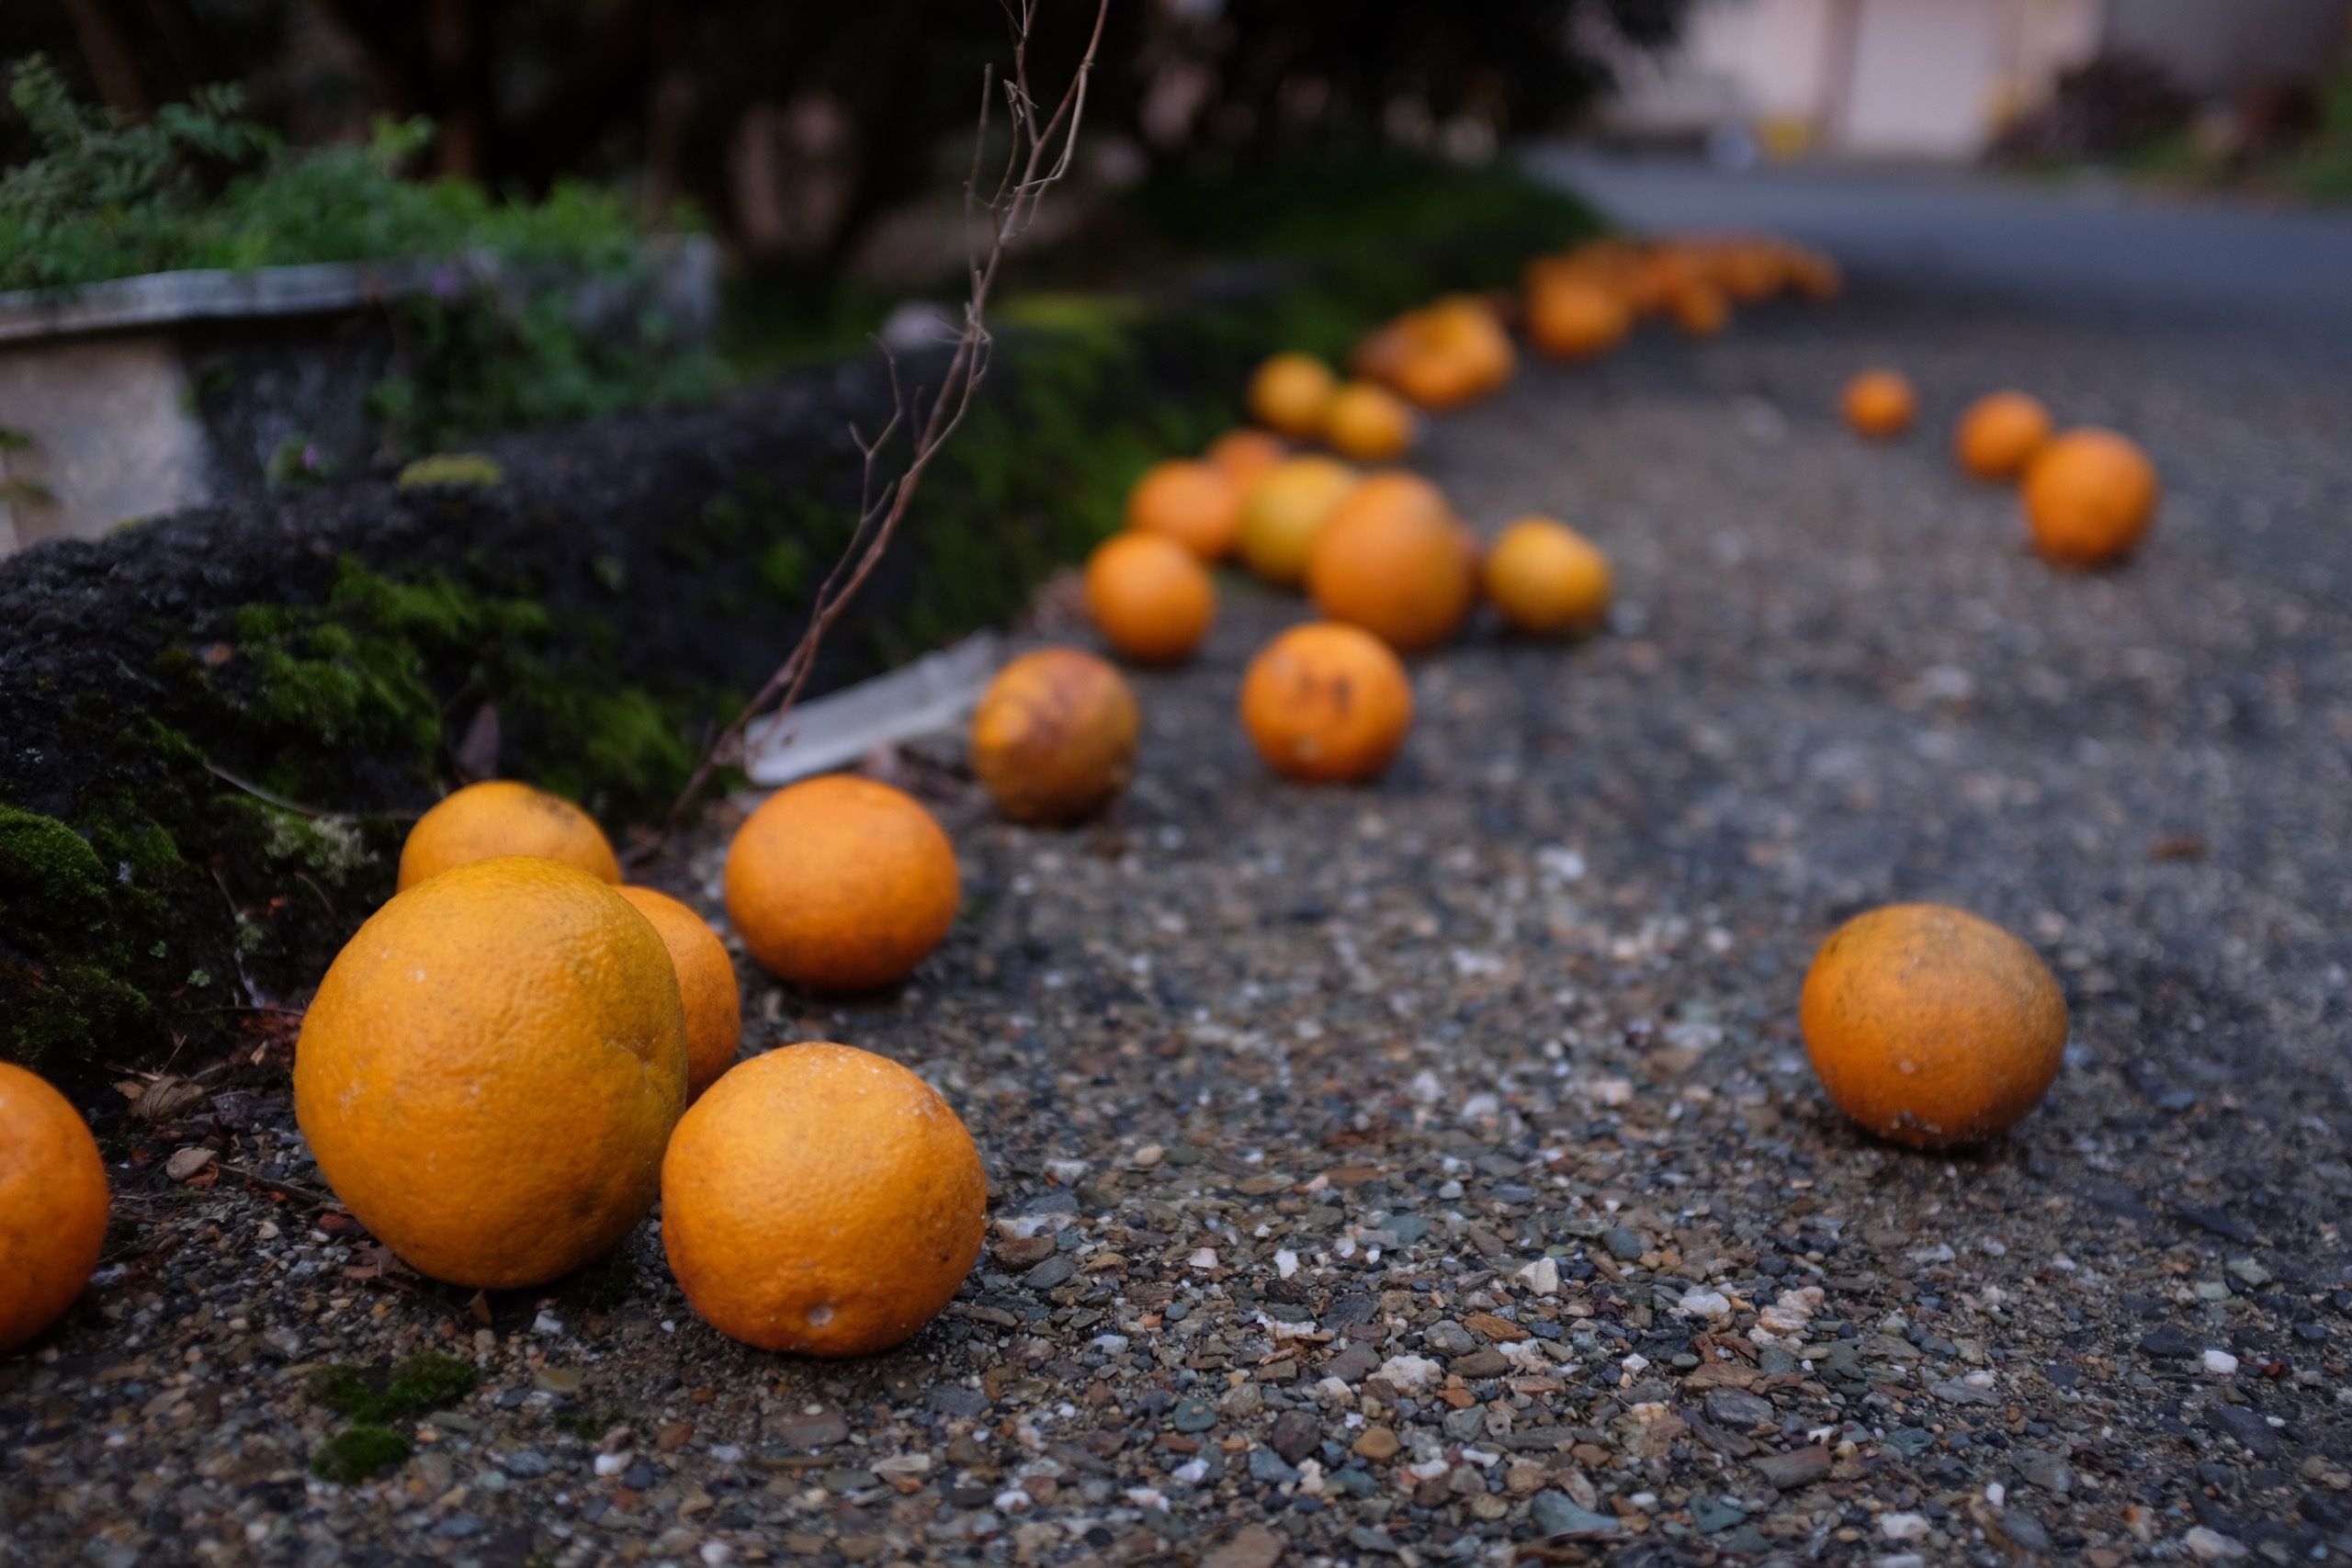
[{"xmin": 1607, "ymin": 0, "xmax": 2352, "ymax": 159}]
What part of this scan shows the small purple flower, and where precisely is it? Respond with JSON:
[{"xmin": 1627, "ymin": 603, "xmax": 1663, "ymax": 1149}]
[{"xmin": 431, "ymin": 263, "xmax": 465, "ymax": 303}]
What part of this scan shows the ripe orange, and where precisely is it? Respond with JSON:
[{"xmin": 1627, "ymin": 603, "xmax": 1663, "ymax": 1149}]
[
  {"xmin": 1800, "ymin": 903, "xmax": 2066, "ymax": 1149},
  {"xmin": 1842, "ymin": 369, "xmax": 1917, "ymax": 440},
  {"xmin": 1485, "ymin": 517, "xmax": 1612, "ymax": 637},
  {"xmin": 1306, "ymin": 474, "xmax": 1474, "ymax": 652},
  {"xmin": 1125, "ymin": 459, "xmax": 1242, "ymax": 562},
  {"xmin": 295, "ymin": 856, "xmax": 687, "ymax": 1288},
  {"xmin": 1239, "ymin": 622, "xmax": 1415, "ymax": 784},
  {"xmin": 662, "ymin": 1042, "xmax": 987, "ymax": 1357},
  {"xmin": 1204, "ymin": 428, "xmax": 1288, "ymax": 491},
  {"xmin": 1527, "ymin": 279, "xmax": 1631, "ymax": 362},
  {"xmin": 0, "ymin": 1063, "xmax": 109, "ymax": 1354},
  {"xmin": 1238, "ymin": 456, "xmax": 1357, "ymax": 587},
  {"xmin": 969, "ymin": 648, "xmax": 1140, "ymax": 825},
  {"xmin": 1954, "ymin": 391, "xmax": 2053, "ymax": 481},
  {"xmin": 1249, "ymin": 352, "xmax": 1340, "ymax": 438},
  {"xmin": 1322, "ymin": 380, "xmax": 1418, "ymax": 462},
  {"xmin": 1083, "ymin": 532, "xmax": 1215, "ymax": 665},
  {"xmin": 1387, "ymin": 349, "xmax": 1491, "ymax": 414},
  {"xmin": 2022, "ymin": 428, "xmax": 2158, "ymax": 567},
  {"xmin": 1788, "ymin": 251, "xmax": 1843, "ymax": 301},
  {"xmin": 1668, "ymin": 280, "xmax": 1730, "ymax": 336},
  {"xmin": 616, "ymin": 886, "xmax": 741, "ymax": 1099},
  {"xmin": 397, "ymin": 780, "xmax": 620, "ymax": 891},
  {"xmin": 725, "ymin": 775, "xmax": 959, "ymax": 991}
]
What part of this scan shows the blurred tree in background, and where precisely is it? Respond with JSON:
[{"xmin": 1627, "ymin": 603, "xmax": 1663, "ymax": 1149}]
[{"xmin": 3, "ymin": 0, "xmax": 1690, "ymax": 278}]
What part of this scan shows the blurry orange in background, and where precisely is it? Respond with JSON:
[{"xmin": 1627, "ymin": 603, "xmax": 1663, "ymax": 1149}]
[
  {"xmin": 1125, "ymin": 458, "xmax": 1242, "ymax": 561},
  {"xmin": 1238, "ymin": 455, "xmax": 1357, "ymax": 587},
  {"xmin": 1204, "ymin": 428, "xmax": 1287, "ymax": 491},
  {"xmin": 1668, "ymin": 279, "xmax": 1730, "ymax": 336},
  {"xmin": 1953, "ymin": 391, "xmax": 2053, "ymax": 481},
  {"xmin": 1322, "ymin": 380, "xmax": 1418, "ymax": 462},
  {"xmin": 1355, "ymin": 296, "xmax": 1515, "ymax": 412},
  {"xmin": 1306, "ymin": 473, "xmax": 1474, "ymax": 652},
  {"xmin": 1248, "ymin": 352, "xmax": 1339, "ymax": 437},
  {"xmin": 1842, "ymin": 369, "xmax": 1917, "ymax": 440},
  {"xmin": 1084, "ymin": 533, "xmax": 1216, "ymax": 664},
  {"xmin": 2022, "ymin": 428, "xmax": 2158, "ymax": 567},
  {"xmin": 1527, "ymin": 276, "xmax": 1631, "ymax": 362}
]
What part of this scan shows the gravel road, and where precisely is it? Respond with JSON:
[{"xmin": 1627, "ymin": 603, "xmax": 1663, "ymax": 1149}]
[{"xmin": 5, "ymin": 260, "xmax": 2350, "ymax": 1568}]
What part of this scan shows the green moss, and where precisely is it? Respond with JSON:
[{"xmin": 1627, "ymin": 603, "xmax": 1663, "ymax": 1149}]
[
  {"xmin": 311, "ymin": 1424, "xmax": 413, "ymax": 1484},
  {"xmin": 396, "ymin": 453, "xmax": 506, "ymax": 491},
  {"xmin": 306, "ymin": 1349, "xmax": 478, "ymax": 1423}
]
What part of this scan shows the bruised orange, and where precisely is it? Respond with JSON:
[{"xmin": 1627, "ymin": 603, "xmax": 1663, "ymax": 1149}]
[
  {"xmin": 1204, "ymin": 428, "xmax": 1287, "ymax": 491},
  {"xmin": 616, "ymin": 886, "xmax": 741, "ymax": 1099},
  {"xmin": 1083, "ymin": 532, "xmax": 1215, "ymax": 665},
  {"xmin": 1527, "ymin": 278, "xmax": 1631, "ymax": 362},
  {"xmin": 1485, "ymin": 517, "xmax": 1612, "ymax": 637},
  {"xmin": 1125, "ymin": 459, "xmax": 1242, "ymax": 562},
  {"xmin": 1239, "ymin": 622, "xmax": 1415, "ymax": 784},
  {"xmin": 969, "ymin": 648, "xmax": 1139, "ymax": 825},
  {"xmin": 1842, "ymin": 369, "xmax": 1917, "ymax": 440},
  {"xmin": 1954, "ymin": 391, "xmax": 2053, "ymax": 481},
  {"xmin": 1306, "ymin": 474, "xmax": 1474, "ymax": 652},
  {"xmin": 295, "ymin": 856, "xmax": 687, "ymax": 1288},
  {"xmin": 725, "ymin": 776, "xmax": 958, "ymax": 991},
  {"xmin": 2022, "ymin": 428, "xmax": 2158, "ymax": 567},
  {"xmin": 1800, "ymin": 903, "xmax": 2067, "ymax": 1149},
  {"xmin": 0, "ymin": 1064, "xmax": 109, "ymax": 1354},
  {"xmin": 662, "ymin": 1042, "xmax": 987, "ymax": 1357},
  {"xmin": 1249, "ymin": 352, "xmax": 1340, "ymax": 438},
  {"xmin": 1238, "ymin": 455, "xmax": 1357, "ymax": 588},
  {"xmin": 397, "ymin": 780, "xmax": 621, "ymax": 890},
  {"xmin": 1322, "ymin": 380, "xmax": 1418, "ymax": 462}
]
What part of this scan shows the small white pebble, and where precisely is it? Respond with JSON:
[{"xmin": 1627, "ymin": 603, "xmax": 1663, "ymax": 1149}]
[
  {"xmin": 1274, "ymin": 1249, "xmax": 1299, "ymax": 1280},
  {"xmin": 1985, "ymin": 1482, "xmax": 2007, "ymax": 1506},
  {"xmin": 593, "ymin": 1453, "xmax": 628, "ymax": 1477},
  {"xmin": 1880, "ymin": 1513, "xmax": 1929, "ymax": 1541},
  {"xmin": 532, "ymin": 1313, "xmax": 564, "ymax": 1336},
  {"xmin": 2202, "ymin": 1349, "xmax": 2239, "ymax": 1375},
  {"xmin": 1516, "ymin": 1257, "xmax": 1561, "ymax": 1296},
  {"xmin": 2185, "ymin": 1526, "xmax": 2249, "ymax": 1561},
  {"xmin": 1189, "ymin": 1247, "xmax": 1218, "ymax": 1269}
]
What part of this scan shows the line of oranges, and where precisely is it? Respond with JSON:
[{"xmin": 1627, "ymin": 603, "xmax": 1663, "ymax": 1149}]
[{"xmin": 6, "ymin": 231, "xmax": 2106, "ymax": 1369}]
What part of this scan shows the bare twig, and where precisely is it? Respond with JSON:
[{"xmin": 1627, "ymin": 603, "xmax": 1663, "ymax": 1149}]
[{"xmin": 645, "ymin": 0, "xmax": 1111, "ymax": 852}]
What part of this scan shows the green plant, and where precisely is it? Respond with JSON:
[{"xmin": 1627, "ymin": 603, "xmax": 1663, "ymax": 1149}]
[
  {"xmin": 305, "ymin": 1349, "xmax": 480, "ymax": 1424},
  {"xmin": 311, "ymin": 1425, "xmax": 413, "ymax": 1485}
]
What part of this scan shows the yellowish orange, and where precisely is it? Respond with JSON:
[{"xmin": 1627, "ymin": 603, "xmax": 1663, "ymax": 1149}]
[
  {"xmin": 1238, "ymin": 456, "xmax": 1357, "ymax": 587},
  {"xmin": 1800, "ymin": 904, "xmax": 2067, "ymax": 1149},
  {"xmin": 294, "ymin": 856, "xmax": 687, "ymax": 1288},
  {"xmin": 724, "ymin": 776, "xmax": 959, "ymax": 991},
  {"xmin": 1204, "ymin": 428, "xmax": 1288, "ymax": 491},
  {"xmin": 662, "ymin": 1043, "xmax": 987, "ymax": 1357},
  {"xmin": 616, "ymin": 886, "xmax": 741, "ymax": 1099},
  {"xmin": 0, "ymin": 1064, "xmax": 109, "ymax": 1354},
  {"xmin": 1083, "ymin": 532, "xmax": 1215, "ymax": 665},
  {"xmin": 1322, "ymin": 380, "xmax": 1418, "ymax": 462},
  {"xmin": 1248, "ymin": 353, "xmax": 1340, "ymax": 439},
  {"xmin": 1306, "ymin": 475, "xmax": 1473, "ymax": 652},
  {"xmin": 2022, "ymin": 428, "xmax": 2158, "ymax": 567},
  {"xmin": 1485, "ymin": 517, "xmax": 1612, "ymax": 637},
  {"xmin": 1528, "ymin": 278, "xmax": 1631, "ymax": 362},
  {"xmin": 1954, "ymin": 391, "xmax": 2054, "ymax": 481},
  {"xmin": 1239, "ymin": 622, "xmax": 1415, "ymax": 784},
  {"xmin": 1842, "ymin": 369, "xmax": 1917, "ymax": 440},
  {"xmin": 397, "ymin": 780, "xmax": 620, "ymax": 891},
  {"xmin": 1125, "ymin": 459, "xmax": 1242, "ymax": 562}
]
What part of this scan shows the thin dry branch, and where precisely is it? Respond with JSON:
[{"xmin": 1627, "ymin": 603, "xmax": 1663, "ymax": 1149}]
[{"xmin": 646, "ymin": 0, "xmax": 1112, "ymax": 850}]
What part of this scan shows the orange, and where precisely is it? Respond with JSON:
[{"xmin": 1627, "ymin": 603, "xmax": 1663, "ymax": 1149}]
[
  {"xmin": 1239, "ymin": 622, "xmax": 1415, "ymax": 784},
  {"xmin": 1842, "ymin": 369, "xmax": 1916, "ymax": 440},
  {"xmin": 1083, "ymin": 532, "xmax": 1215, "ymax": 664},
  {"xmin": 1668, "ymin": 280, "xmax": 1730, "ymax": 336},
  {"xmin": 1238, "ymin": 456, "xmax": 1357, "ymax": 587},
  {"xmin": 2022, "ymin": 428, "xmax": 2158, "ymax": 567},
  {"xmin": 1306, "ymin": 474, "xmax": 1474, "ymax": 652},
  {"xmin": 396, "ymin": 780, "xmax": 621, "ymax": 891},
  {"xmin": 1125, "ymin": 459, "xmax": 1242, "ymax": 562},
  {"xmin": 969, "ymin": 648, "xmax": 1139, "ymax": 825},
  {"xmin": 616, "ymin": 886, "xmax": 741, "ymax": 1099},
  {"xmin": 1249, "ymin": 352, "xmax": 1340, "ymax": 438},
  {"xmin": 1800, "ymin": 903, "xmax": 2067, "ymax": 1149},
  {"xmin": 1322, "ymin": 380, "xmax": 1418, "ymax": 462},
  {"xmin": 295, "ymin": 857, "xmax": 687, "ymax": 1288},
  {"xmin": 662, "ymin": 1042, "xmax": 987, "ymax": 1357},
  {"xmin": 1485, "ymin": 517, "xmax": 1612, "ymax": 637},
  {"xmin": 1388, "ymin": 349, "xmax": 1491, "ymax": 414},
  {"xmin": 1204, "ymin": 428, "xmax": 1287, "ymax": 491},
  {"xmin": 1954, "ymin": 391, "xmax": 2053, "ymax": 481},
  {"xmin": 0, "ymin": 1064, "xmax": 109, "ymax": 1354},
  {"xmin": 1788, "ymin": 251, "xmax": 1844, "ymax": 301},
  {"xmin": 1528, "ymin": 279, "xmax": 1630, "ymax": 362},
  {"xmin": 724, "ymin": 775, "xmax": 959, "ymax": 991}
]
